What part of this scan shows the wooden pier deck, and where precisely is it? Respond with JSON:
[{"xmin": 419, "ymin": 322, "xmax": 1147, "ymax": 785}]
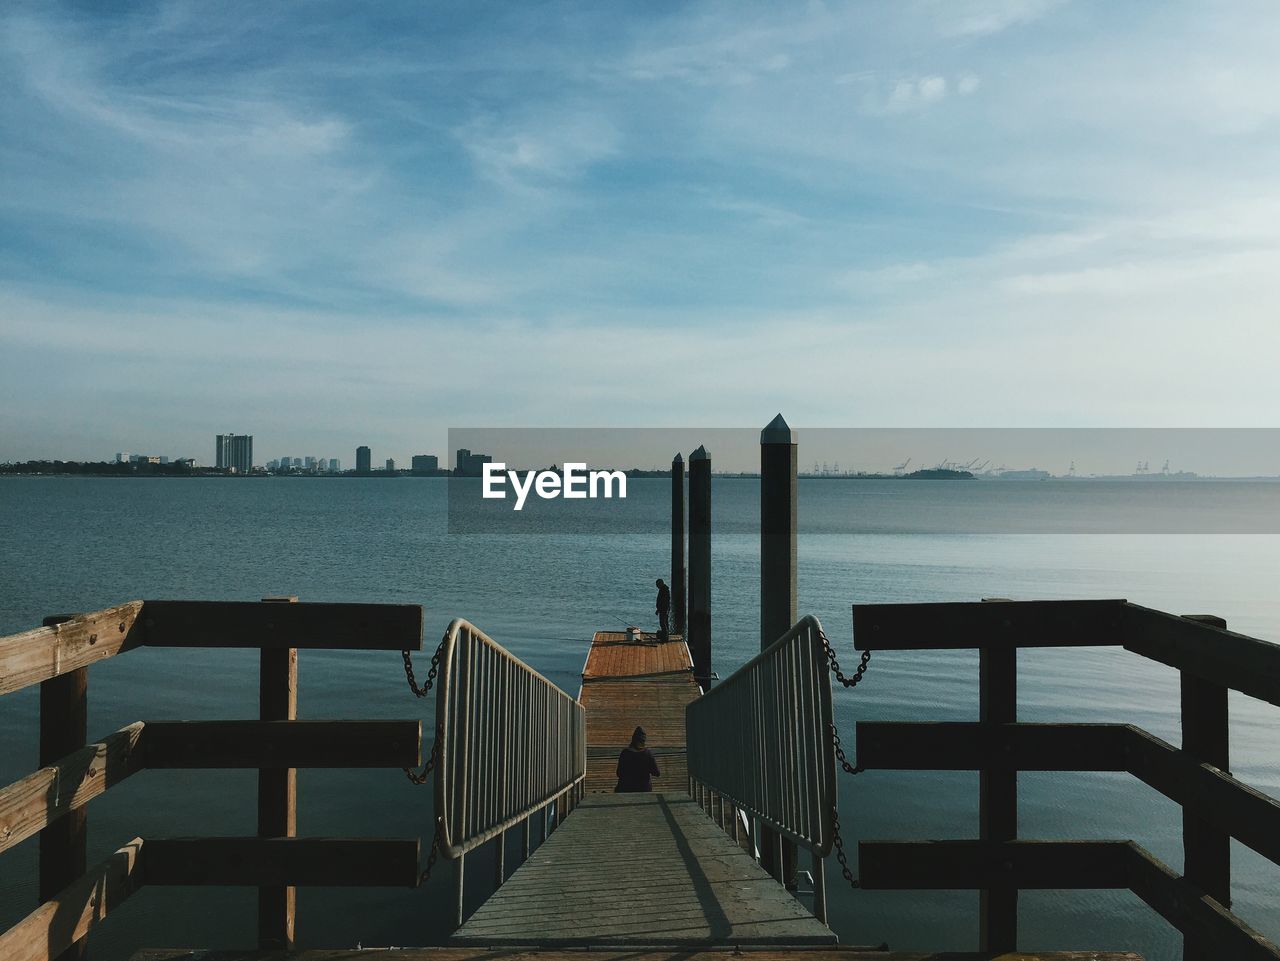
[
  {"xmin": 580, "ymin": 630, "xmax": 701, "ymax": 793},
  {"xmin": 452, "ymin": 793, "xmax": 835, "ymax": 946},
  {"xmin": 452, "ymin": 628, "xmax": 834, "ymax": 948}
]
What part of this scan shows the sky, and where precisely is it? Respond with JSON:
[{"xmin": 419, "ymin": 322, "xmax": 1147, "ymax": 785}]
[{"xmin": 2, "ymin": 0, "xmax": 1279, "ymax": 466}]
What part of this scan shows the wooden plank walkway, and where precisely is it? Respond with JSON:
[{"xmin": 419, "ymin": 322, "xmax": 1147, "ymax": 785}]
[
  {"xmin": 450, "ymin": 629, "xmax": 835, "ymax": 948},
  {"xmin": 452, "ymin": 793, "xmax": 836, "ymax": 946},
  {"xmin": 580, "ymin": 630, "xmax": 699, "ymax": 793}
]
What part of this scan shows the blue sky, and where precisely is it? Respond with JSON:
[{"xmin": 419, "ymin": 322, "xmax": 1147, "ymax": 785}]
[{"xmin": 2, "ymin": 1, "xmax": 1279, "ymax": 464}]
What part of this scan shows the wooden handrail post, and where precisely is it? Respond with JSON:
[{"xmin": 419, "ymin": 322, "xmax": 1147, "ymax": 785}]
[
  {"xmin": 978, "ymin": 607, "xmax": 1018, "ymax": 953},
  {"xmin": 39, "ymin": 613, "xmax": 87, "ymax": 961},
  {"xmin": 258, "ymin": 596, "xmax": 298, "ymax": 950},
  {"xmin": 1180, "ymin": 613, "xmax": 1231, "ymax": 961}
]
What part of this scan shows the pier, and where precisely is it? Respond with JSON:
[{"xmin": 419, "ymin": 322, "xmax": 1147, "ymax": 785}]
[
  {"xmin": 2, "ymin": 420, "xmax": 1280, "ymax": 961},
  {"xmin": 453, "ymin": 628, "xmax": 833, "ymax": 947}
]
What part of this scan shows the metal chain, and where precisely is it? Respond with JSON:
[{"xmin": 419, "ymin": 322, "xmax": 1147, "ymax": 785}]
[
  {"xmin": 402, "ymin": 634, "xmax": 447, "ymax": 783},
  {"xmin": 818, "ymin": 627, "xmax": 873, "ymax": 890},
  {"xmin": 829, "ymin": 721, "xmax": 863, "ymax": 776},
  {"xmin": 830, "ymin": 805, "xmax": 860, "ymax": 889},
  {"xmin": 403, "ymin": 634, "xmax": 445, "ymax": 698},
  {"xmin": 404, "ymin": 723, "xmax": 443, "ymax": 784},
  {"xmin": 418, "ymin": 822, "xmax": 442, "ymax": 885},
  {"xmin": 818, "ymin": 627, "xmax": 871, "ymax": 689}
]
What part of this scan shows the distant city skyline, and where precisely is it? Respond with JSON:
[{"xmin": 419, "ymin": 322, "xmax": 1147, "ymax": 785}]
[{"xmin": 8, "ymin": 426, "xmax": 1280, "ymax": 478}]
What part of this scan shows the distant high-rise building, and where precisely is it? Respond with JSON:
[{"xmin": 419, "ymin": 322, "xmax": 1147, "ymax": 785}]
[
  {"xmin": 115, "ymin": 452, "xmax": 129, "ymax": 463},
  {"xmin": 356, "ymin": 446, "xmax": 372, "ymax": 474},
  {"xmin": 215, "ymin": 434, "xmax": 253, "ymax": 474},
  {"xmin": 411, "ymin": 454, "xmax": 439, "ymax": 473},
  {"xmin": 385, "ymin": 458, "xmax": 396, "ymax": 472},
  {"xmin": 277, "ymin": 456, "xmax": 291, "ymax": 472},
  {"xmin": 455, "ymin": 448, "xmax": 492, "ymax": 477},
  {"xmin": 292, "ymin": 457, "xmax": 302, "ymax": 468},
  {"xmin": 329, "ymin": 458, "xmax": 340, "ymax": 473},
  {"xmin": 304, "ymin": 456, "xmax": 316, "ymax": 469}
]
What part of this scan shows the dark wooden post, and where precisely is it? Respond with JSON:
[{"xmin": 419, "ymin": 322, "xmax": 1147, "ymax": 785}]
[
  {"xmin": 259, "ymin": 595, "xmax": 298, "ymax": 949},
  {"xmin": 978, "ymin": 599, "xmax": 1017, "ymax": 952},
  {"xmin": 672, "ymin": 453, "xmax": 687, "ymax": 636},
  {"xmin": 688, "ymin": 446, "xmax": 712, "ymax": 691},
  {"xmin": 759, "ymin": 414, "xmax": 798, "ymax": 886},
  {"xmin": 40, "ymin": 613, "xmax": 87, "ymax": 961},
  {"xmin": 1180, "ymin": 613, "xmax": 1230, "ymax": 961}
]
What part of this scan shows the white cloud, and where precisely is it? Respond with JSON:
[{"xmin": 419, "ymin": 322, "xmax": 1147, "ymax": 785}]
[
  {"xmin": 936, "ymin": 0, "xmax": 1066, "ymax": 37},
  {"xmin": 455, "ymin": 111, "xmax": 620, "ymax": 186}
]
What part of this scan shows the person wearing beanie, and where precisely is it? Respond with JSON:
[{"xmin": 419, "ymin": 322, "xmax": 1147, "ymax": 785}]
[{"xmin": 615, "ymin": 725, "xmax": 661, "ymax": 792}]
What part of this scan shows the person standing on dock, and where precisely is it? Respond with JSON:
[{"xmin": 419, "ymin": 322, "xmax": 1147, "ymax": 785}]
[
  {"xmin": 615, "ymin": 726, "xmax": 661, "ymax": 792},
  {"xmin": 655, "ymin": 578, "xmax": 671, "ymax": 640}
]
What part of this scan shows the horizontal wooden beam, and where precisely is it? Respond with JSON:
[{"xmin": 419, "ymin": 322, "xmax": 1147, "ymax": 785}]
[
  {"xmin": 1122, "ymin": 604, "xmax": 1280, "ymax": 707},
  {"xmin": 1123, "ymin": 726, "xmax": 1280, "ymax": 865},
  {"xmin": 0, "ymin": 837, "xmax": 144, "ymax": 961},
  {"xmin": 139, "ymin": 600, "xmax": 424, "ymax": 651},
  {"xmin": 855, "ymin": 722, "xmax": 1128, "ymax": 771},
  {"xmin": 0, "ymin": 602, "xmax": 145, "ymax": 695},
  {"xmin": 855, "ymin": 720, "xmax": 1280, "ymax": 866},
  {"xmin": 0, "ymin": 723, "xmax": 145, "ymax": 857},
  {"xmin": 1125, "ymin": 843, "xmax": 1280, "ymax": 961},
  {"xmin": 852, "ymin": 599, "xmax": 1127, "ymax": 651},
  {"xmin": 142, "ymin": 837, "xmax": 421, "ymax": 887},
  {"xmin": 858, "ymin": 839, "xmax": 1131, "ymax": 890},
  {"xmin": 143, "ymin": 720, "xmax": 421, "ymax": 768}
]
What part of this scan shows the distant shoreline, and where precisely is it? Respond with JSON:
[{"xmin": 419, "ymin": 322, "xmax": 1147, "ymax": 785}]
[{"xmin": 3, "ymin": 467, "xmax": 1279, "ymax": 482}]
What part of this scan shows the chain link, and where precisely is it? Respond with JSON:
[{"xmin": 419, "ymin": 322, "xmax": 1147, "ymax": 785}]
[
  {"xmin": 404, "ymin": 723, "xmax": 443, "ymax": 784},
  {"xmin": 402, "ymin": 634, "xmax": 447, "ymax": 783},
  {"xmin": 818, "ymin": 627, "xmax": 871, "ymax": 690},
  {"xmin": 830, "ymin": 805, "xmax": 860, "ymax": 889},
  {"xmin": 418, "ymin": 821, "xmax": 442, "ymax": 885},
  {"xmin": 829, "ymin": 721, "xmax": 863, "ymax": 776},
  {"xmin": 818, "ymin": 626, "xmax": 872, "ymax": 891}
]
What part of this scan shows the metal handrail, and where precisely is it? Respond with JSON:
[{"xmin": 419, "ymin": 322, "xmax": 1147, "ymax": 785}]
[
  {"xmin": 434, "ymin": 618, "xmax": 585, "ymax": 859},
  {"xmin": 686, "ymin": 614, "xmax": 837, "ymax": 857}
]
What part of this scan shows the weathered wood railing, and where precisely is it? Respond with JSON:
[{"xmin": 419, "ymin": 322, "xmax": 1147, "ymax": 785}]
[
  {"xmin": 852, "ymin": 598, "xmax": 1280, "ymax": 961},
  {"xmin": 0, "ymin": 598, "xmax": 425, "ymax": 961}
]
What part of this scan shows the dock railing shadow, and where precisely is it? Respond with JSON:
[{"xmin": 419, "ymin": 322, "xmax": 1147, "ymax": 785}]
[{"xmin": 852, "ymin": 597, "xmax": 1280, "ymax": 961}]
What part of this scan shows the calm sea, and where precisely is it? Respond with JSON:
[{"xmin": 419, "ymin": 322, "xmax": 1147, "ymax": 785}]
[{"xmin": 1, "ymin": 476, "xmax": 1278, "ymax": 960}]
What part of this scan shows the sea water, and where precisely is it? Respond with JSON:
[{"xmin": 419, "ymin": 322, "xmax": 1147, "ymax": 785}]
[{"xmin": 1, "ymin": 476, "xmax": 1277, "ymax": 960}]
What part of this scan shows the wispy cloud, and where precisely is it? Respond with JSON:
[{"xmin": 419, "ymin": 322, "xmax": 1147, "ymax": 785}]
[{"xmin": 3, "ymin": 0, "xmax": 1280, "ymax": 461}]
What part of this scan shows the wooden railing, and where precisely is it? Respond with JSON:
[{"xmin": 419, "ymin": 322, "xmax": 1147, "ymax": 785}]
[
  {"xmin": 0, "ymin": 597, "xmax": 425, "ymax": 961},
  {"xmin": 851, "ymin": 598, "xmax": 1280, "ymax": 961}
]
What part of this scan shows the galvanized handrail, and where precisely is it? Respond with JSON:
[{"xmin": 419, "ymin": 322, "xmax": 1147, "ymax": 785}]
[
  {"xmin": 686, "ymin": 613, "xmax": 837, "ymax": 867},
  {"xmin": 434, "ymin": 618, "xmax": 585, "ymax": 860}
]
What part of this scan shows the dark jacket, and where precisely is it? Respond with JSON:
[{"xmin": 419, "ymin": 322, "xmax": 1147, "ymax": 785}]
[
  {"xmin": 656, "ymin": 583, "xmax": 671, "ymax": 613},
  {"xmin": 615, "ymin": 747, "xmax": 661, "ymax": 792}
]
